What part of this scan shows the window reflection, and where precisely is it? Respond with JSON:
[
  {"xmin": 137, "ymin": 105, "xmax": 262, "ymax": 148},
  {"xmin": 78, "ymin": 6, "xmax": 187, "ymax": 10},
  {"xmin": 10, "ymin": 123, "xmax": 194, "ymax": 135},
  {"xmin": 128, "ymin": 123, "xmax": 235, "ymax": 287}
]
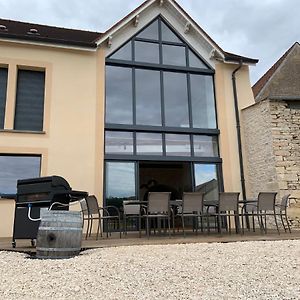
[
  {"xmin": 0, "ymin": 155, "xmax": 41, "ymax": 195},
  {"xmin": 190, "ymin": 75, "xmax": 216, "ymax": 129},
  {"xmin": 165, "ymin": 134, "xmax": 191, "ymax": 156},
  {"xmin": 136, "ymin": 20, "xmax": 159, "ymax": 40},
  {"xmin": 164, "ymin": 72, "xmax": 189, "ymax": 127},
  {"xmin": 136, "ymin": 69, "xmax": 161, "ymax": 126},
  {"xmin": 105, "ymin": 66, "xmax": 133, "ymax": 125},
  {"xmin": 136, "ymin": 132, "xmax": 163, "ymax": 155},
  {"xmin": 161, "ymin": 22, "xmax": 181, "ymax": 43},
  {"xmin": 105, "ymin": 131, "xmax": 134, "ymax": 154},
  {"xmin": 106, "ymin": 162, "xmax": 136, "ymax": 209},
  {"xmin": 162, "ymin": 45, "xmax": 186, "ymax": 66},
  {"xmin": 193, "ymin": 135, "xmax": 218, "ymax": 157},
  {"xmin": 110, "ymin": 42, "xmax": 132, "ymax": 61},
  {"xmin": 194, "ymin": 164, "xmax": 218, "ymax": 200},
  {"xmin": 188, "ymin": 50, "xmax": 207, "ymax": 69},
  {"xmin": 135, "ymin": 41, "xmax": 159, "ymax": 64}
]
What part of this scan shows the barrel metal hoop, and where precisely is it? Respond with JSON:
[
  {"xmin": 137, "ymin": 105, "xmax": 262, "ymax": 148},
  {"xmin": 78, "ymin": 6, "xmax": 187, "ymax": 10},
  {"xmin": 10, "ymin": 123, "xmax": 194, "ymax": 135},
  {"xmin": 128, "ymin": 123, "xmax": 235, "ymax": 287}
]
[
  {"xmin": 36, "ymin": 247, "xmax": 81, "ymax": 251},
  {"xmin": 38, "ymin": 227, "xmax": 81, "ymax": 231}
]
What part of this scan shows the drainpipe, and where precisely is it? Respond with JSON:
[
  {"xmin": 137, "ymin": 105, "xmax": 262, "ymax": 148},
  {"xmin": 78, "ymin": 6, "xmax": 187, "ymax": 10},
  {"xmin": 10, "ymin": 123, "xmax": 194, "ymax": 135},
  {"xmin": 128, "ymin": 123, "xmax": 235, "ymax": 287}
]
[{"xmin": 232, "ymin": 60, "xmax": 247, "ymax": 200}]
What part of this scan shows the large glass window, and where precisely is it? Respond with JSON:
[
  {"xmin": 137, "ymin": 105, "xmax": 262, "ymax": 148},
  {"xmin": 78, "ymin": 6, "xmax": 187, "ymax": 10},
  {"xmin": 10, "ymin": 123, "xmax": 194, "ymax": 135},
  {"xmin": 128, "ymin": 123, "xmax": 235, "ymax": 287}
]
[
  {"xmin": 0, "ymin": 67, "xmax": 8, "ymax": 129},
  {"xmin": 162, "ymin": 45, "xmax": 186, "ymax": 66},
  {"xmin": 164, "ymin": 72, "xmax": 189, "ymax": 127},
  {"xmin": 190, "ymin": 74, "xmax": 216, "ymax": 129},
  {"xmin": 194, "ymin": 164, "xmax": 218, "ymax": 200},
  {"xmin": 105, "ymin": 162, "xmax": 136, "ymax": 209},
  {"xmin": 136, "ymin": 69, "xmax": 161, "ymax": 126},
  {"xmin": 0, "ymin": 155, "xmax": 41, "ymax": 196},
  {"xmin": 105, "ymin": 66, "xmax": 132, "ymax": 125},
  {"xmin": 193, "ymin": 135, "xmax": 218, "ymax": 157},
  {"xmin": 135, "ymin": 41, "xmax": 159, "ymax": 64},
  {"xmin": 14, "ymin": 69, "xmax": 45, "ymax": 131}
]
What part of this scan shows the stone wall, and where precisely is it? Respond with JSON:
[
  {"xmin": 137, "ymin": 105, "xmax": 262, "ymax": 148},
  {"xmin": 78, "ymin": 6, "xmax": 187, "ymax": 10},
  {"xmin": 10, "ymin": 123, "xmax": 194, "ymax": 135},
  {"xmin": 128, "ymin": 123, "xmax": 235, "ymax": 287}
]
[
  {"xmin": 241, "ymin": 100, "xmax": 278, "ymax": 198},
  {"xmin": 242, "ymin": 99, "xmax": 300, "ymax": 227}
]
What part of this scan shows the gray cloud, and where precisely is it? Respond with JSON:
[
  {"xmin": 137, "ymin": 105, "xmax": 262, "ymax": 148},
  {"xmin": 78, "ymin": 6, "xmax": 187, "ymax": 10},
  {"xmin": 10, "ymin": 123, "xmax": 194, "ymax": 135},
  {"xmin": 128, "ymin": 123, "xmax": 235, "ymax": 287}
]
[{"xmin": 0, "ymin": 0, "xmax": 299, "ymax": 83}]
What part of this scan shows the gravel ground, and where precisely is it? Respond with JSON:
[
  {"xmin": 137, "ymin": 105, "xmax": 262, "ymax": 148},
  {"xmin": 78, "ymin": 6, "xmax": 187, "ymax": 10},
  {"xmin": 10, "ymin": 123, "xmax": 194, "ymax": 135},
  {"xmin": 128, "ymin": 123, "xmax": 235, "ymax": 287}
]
[{"xmin": 0, "ymin": 240, "xmax": 299, "ymax": 300}]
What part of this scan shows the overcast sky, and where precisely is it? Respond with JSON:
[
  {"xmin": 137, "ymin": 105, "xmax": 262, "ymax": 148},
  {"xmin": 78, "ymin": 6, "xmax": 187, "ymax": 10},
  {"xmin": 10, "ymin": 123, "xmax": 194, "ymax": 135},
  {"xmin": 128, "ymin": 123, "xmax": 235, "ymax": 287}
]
[{"xmin": 0, "ymin": 0, "xmax": 299, "ymax": 84}]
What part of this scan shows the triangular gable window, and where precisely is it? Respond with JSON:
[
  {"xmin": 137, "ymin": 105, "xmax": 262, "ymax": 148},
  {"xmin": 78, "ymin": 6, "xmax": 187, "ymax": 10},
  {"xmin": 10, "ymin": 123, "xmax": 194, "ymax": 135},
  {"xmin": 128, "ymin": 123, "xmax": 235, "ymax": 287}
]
[{"xmin": 108, "ymin": 17, "xmax": 209, "ymax": 69}]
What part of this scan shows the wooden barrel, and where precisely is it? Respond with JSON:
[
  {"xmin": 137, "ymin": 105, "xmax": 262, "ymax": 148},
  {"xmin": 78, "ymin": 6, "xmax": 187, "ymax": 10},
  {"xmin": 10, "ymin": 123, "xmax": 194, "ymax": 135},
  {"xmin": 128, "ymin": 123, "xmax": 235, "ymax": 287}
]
[{"xmin": 36, "ymin": 210, "xmax": 82, "ymax": 259}]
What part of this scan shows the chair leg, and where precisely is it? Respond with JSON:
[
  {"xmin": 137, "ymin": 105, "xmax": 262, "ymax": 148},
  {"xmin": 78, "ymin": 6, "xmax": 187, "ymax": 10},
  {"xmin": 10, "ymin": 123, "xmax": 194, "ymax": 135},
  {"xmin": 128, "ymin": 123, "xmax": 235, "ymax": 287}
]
[
  {"xmin": 168, "ymin": 216, "xmax": 171, "ymax": 238},
  {"xmin": 217, "ymin": 214, "xmax": 222, "ymax": 234},
  {"xmin": 89, "ymin": 219, "xmax": 93, "ymax": 237},
  {"xmin": 85, "ymin": 218, "xmax": 90, "ymax": 240},
  {"xmin": 146, "ymin": 217, "xmax": 149, "ymax": 239},
  {"xmin": 273, "ymin": 212, "xmax": 280, "ymax": 235},
  {"xmin": 285, "ymin": 211, "xmax": 292, "ymax": 233},
  {"xmin": 280, "ymin": 212, "xmax": 287, "ymax": 232},
  {"xmin": 182, "ymin": 215, "xmax": 185, "ymax": 237},
  {"xmin": 228, "ymin": 213, "xmax": 231, "ymax": 234},
  {"xmin": 96, "ymin": 219, "xmax": 100, "ymax": 240},
  {"xmin": 264, "ymin": 212, "xmax": 267, "ymax": 234}
]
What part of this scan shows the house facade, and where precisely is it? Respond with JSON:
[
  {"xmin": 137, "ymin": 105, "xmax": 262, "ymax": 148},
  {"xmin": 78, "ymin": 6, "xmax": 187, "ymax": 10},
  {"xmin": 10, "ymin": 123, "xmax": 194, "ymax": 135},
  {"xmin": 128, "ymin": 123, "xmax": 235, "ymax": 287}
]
[
  {"xmin": 243, "ymin": 42, "xmax": 300, "ymax": 226},
  {"xmin": 0, "ymin": 0, "xmax": 257, "ymax": 237}
]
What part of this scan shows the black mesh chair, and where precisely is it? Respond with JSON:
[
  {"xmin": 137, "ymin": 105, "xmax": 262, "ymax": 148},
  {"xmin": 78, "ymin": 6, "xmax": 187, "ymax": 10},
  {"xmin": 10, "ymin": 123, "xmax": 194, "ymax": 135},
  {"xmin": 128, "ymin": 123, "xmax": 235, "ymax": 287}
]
[
  {"xmin": 145, "ymin": 192, "xmax": 171, "ymax": 238},
  {"xmin": 181, "ymin": 192, "xmax": 205, "ymax": 236},
  {"xmin": 209, "ymin": 192, "xmax": 240, "ymax": 234},
  {"xmin": 275, "ymin": 194, "xmax": 292, "ymax": 233},
  {"xmin": 82, "ymin": 195, "xmax": 121, "ymax": 239}
]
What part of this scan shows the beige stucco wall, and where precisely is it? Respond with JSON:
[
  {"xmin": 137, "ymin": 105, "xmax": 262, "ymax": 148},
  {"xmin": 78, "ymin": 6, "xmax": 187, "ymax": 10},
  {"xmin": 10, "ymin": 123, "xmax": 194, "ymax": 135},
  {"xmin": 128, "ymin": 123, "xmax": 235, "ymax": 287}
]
[
  {"xmin": 0, "ymin": 41, "xmax": 105, "ymax": 237},
  {"xmin": 214, "ymin": 63, "xmax": 255, "ymax": 196}
]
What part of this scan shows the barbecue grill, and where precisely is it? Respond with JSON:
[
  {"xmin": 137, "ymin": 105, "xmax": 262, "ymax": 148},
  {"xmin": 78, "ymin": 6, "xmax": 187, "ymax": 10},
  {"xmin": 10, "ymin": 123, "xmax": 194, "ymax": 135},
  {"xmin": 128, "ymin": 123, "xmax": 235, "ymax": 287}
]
[{"xmin": 12, "ymin": 175, "xmax": 88, "ymax": 248}]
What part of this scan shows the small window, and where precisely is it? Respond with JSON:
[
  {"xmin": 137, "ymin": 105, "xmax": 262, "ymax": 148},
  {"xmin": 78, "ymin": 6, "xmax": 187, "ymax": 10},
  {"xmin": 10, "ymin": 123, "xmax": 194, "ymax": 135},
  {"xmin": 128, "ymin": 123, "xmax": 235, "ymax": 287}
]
[
  {"xmin": 105, "ymin": 131, "xmax": 134, "ymax": 155},
  {"xmin": 135, "ymin": 41, "xmax": 159, "ymax": 64},
  {"xmin": 165, "ymin": 134, "xmax": 191, "ymax": 156},
  {"xmin": 162, "ymin": 45, "xmax": 186, "ymax": 66},
  {"xmin": 136, "ymin": 132, "xmax": 163, "ymax": 155},
  {"xmin": 14, "ymin": 69, "xmax": 45, "ymax": 131},
  {"xmin": 193, "ymin": 135, "xmax": 218, "ymax": 157},
  {"xmin": 0, "ymin": 155, "xmax": 41, "ymax": 196},
  {"xmin": 188, "ymin": 50, "xmax": 208, "ymax": 69},
  {"xmin": 161, "ymin": 22, "xmax": 181, "ymax": 43},
  {"xmin": 110, "ymin": 41, "xmax": 132, "ymax": 61},
  {"xmin": 136, "ymin": 20, "xmax": 159, "ymax": 40},
  {"xmin": 0, "ymin": 67, "xmax": 8, "ymax": 129}
]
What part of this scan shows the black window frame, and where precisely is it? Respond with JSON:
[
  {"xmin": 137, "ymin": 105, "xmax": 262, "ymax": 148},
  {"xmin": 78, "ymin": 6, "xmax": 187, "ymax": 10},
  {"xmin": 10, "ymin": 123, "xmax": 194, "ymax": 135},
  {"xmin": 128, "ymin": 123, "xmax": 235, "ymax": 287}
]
[{"xmin": 105, "ymin": 15, "xmax": 220, "ymax": 165}]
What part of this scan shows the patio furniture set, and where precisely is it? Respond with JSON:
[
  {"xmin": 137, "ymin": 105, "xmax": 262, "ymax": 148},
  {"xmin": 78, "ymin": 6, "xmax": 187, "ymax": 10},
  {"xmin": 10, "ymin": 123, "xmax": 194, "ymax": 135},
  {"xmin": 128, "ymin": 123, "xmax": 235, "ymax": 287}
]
[{"xmin": 80, "ymin": 192, "xmax": 292, "ymax": 240}]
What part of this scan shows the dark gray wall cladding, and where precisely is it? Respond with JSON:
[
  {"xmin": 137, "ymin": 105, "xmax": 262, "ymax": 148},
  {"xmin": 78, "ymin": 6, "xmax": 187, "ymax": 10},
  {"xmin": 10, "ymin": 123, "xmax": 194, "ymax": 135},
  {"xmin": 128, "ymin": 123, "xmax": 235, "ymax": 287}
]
[
  {"xmin": 0, "ymin": 67, "xmax": 8, "ymax": 129},
  {"xmin": 14, "ymin": 70, "xmax": 45, "ymax": 131}
]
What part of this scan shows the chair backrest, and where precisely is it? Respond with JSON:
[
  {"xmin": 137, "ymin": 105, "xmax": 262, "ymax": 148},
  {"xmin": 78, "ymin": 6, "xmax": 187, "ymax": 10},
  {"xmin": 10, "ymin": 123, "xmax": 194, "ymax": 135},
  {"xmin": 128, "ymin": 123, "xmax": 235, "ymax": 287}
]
[
  {"xmin": 182, "ymin": 192, "xmax": 204, "ymax": 213},
  {"xmin": 148, "ymin": 192, "xmax": 170, "ymax": 214},
  {"xmin": 258, "ymin": 192, "xmax": 277, "ymax": 210},
  {"xmin": 85, "ymin": 195, "xmax": 100, "ymax": 214},
  {"xmin": 79, "ymin": 199, "xmax": 89, "ymax": 216},
  {"xmin": 218, "ymin": 192, "xmax": 240, "ymax": 211},
  {"xmin": 281, "ymin": 194, "xmax": 291, "ymax": 208},
  {"xmin": 123, "ymin": 201, "xmax": 141, "ymax": 215}
]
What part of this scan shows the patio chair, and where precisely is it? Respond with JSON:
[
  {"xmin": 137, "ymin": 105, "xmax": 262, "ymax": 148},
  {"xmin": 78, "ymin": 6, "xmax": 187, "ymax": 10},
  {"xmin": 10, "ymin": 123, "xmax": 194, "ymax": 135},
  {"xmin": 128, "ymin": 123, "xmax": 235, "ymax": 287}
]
[
  {"xmin": 83, "ymin": 195, "xmax": 121, "ymax": 239},
  {"xmin": 181, "ymin": 192, "xmax": 205, "ymax": 236},
  {"xmin": 123, "ymin": 201, "xmax": 146, "ymax": 238},
  {"xmin": 145, "ymin": 192, "xmax": 171, "ymax": 238},
  {"xmin": 208, "ymin": 192, "xmax": 240, "ymax": 234},
  {"xmin": 275, "ymin": 194, "xmax": 292, "ymax": 233},
  {"xmin": 242, "ymin": 192, "xmax": 279, "ymax": 234}
]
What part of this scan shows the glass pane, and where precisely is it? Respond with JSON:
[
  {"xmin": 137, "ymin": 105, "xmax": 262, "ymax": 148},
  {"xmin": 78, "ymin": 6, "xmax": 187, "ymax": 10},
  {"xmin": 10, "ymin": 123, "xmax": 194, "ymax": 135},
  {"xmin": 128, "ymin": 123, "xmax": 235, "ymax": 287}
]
[
  {"xmin": 161, "ymin": 22, "xmax": 181, "ymax": 43},
  {"xmin": 105, "ymin": 66, "xmax": 133, "ymax": 125},
  {"xmin": 136, "ymin": 69, "xmax": 161, "ymax": 126},
  {"xmin": 165, "ymin": 134, "xmax": 191, "ymax": 156},
  {"xmin": 194, "ymin": 164, "xmax": 218, "ymax": 200},
  {"xmin": 136, "ymin": 133, "xmax": 162, "ymax": 155},
  {"xmin": 190, "ymin": 75, "xmax": 216, "ymax": 129},
  {"xmin": 193, "ymin": 135, "xmax": 218, "ymax": 157},
  {"xmin": 164, "ymin": 72, "xmax": 189, "ymax": 127},
  {"xmin": 0, "ymin": 156, "xmax": 40, "ymax": 195},
  {"xmin": 106, "ymin": 162, "xmax": 136, "ymax": 210},
  {"xmin": 110, "ymin": 41, "xmax": 132, "ymax": 61},
  {"xmin": 105, "ymin": 131, "xmax": 133, "ymax": 155},
  {"xmin": 136, "ymin": 20, "xmax": 159, "ymax": 40},
  {"xmin": 188, "ymin": 49, "xmax": 207, "ymax": 68},
  {"xmin": 162, "ymin": 45, "xmax": 186, "ymax": 66},
  {"xmin": 0, "ymin": 68, "xmax": 8, "ymax": 129},
  {"xmin": 135, "ymin": 41, "xmax": 159, "ymax": 64}
]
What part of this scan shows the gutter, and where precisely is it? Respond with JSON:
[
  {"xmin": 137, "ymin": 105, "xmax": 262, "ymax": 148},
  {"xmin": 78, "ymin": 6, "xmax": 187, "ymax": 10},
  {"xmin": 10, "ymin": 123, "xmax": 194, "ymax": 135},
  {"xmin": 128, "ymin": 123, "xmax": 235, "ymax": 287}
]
[{"xmin": 232, "ymin": 60, "xmax": 247, "ymax": 200}]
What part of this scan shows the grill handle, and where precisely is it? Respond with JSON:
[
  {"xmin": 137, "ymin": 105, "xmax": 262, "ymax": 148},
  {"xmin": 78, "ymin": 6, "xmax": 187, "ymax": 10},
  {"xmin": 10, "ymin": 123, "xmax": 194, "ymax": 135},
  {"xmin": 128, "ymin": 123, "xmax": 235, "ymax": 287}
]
[{"xmin": 27, "ymin": 204, "xmax": 41, "ymax": 222}]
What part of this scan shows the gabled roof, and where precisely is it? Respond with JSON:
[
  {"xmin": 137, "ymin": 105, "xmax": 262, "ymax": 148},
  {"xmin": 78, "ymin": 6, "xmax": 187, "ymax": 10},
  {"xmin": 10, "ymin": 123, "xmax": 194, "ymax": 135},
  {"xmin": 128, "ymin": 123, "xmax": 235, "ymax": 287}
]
[
  {"xmin": 96, "ymin": 0, "xmax": 258, "ymax": 64},
  {"xmin": 0, "ymin": 18, "xmax": 101, "ymax": 48},
  {"xmin": 252, "ymin": 42, "xmax": 300, "ymax": 98},
  {"xmin": 0, "ymin": 0, "xmax": 259, "ymax": 63}
]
